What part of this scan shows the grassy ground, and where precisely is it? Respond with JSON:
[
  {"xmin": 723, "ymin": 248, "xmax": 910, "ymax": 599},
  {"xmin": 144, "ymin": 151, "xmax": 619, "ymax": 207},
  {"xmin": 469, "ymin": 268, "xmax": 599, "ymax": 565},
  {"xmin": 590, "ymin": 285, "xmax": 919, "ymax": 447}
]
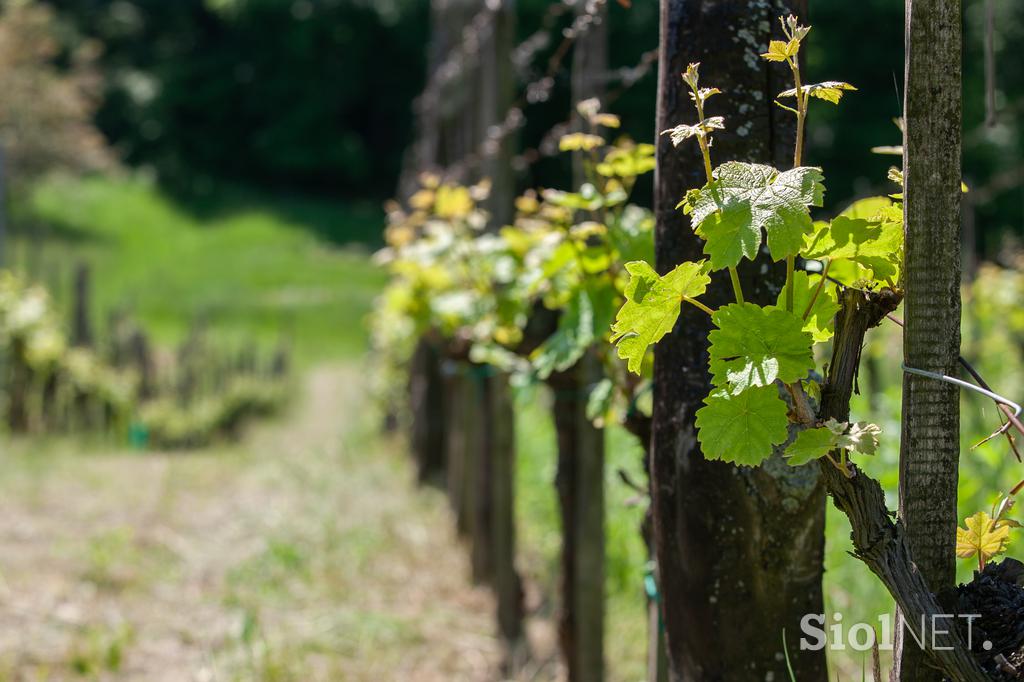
[
  {"xmin": 9, "ymin": 175, "xmax": 387, "ymax": 364},
  {"xmin": 0, "ymin": 367, "xmax": 510, "ymax": 682}
]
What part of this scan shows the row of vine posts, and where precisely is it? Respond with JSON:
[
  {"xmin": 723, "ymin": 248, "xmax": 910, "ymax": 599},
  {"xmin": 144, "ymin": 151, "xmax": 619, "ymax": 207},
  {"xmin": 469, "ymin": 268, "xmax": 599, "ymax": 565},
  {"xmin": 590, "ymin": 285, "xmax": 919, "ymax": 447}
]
[{"xmin": 399, "ymin": 1, "xmax": 985, "ymax": 681}]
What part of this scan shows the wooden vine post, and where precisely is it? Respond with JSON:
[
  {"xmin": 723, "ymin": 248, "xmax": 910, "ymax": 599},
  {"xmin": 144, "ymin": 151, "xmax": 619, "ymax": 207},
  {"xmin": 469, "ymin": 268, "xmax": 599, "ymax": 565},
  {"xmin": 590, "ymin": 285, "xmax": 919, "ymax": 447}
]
[
  {"xmin": 476, "ymin": 0, "xmax": 526, "ymax": 663},
  {"xmin": 548, "ymin": 360, "xmax": 605, "ymax": 682},
  {"xmin": 546, "ymin": 4, "xmax": 609, "ymax": 680},
  {"xmin": 652, "ymin": 1, "xmax": 827, "ymax": 680},
  {"xmin": 71, "ymin": 262, "xmax": 93, "ymax": 349},
  {"xmin": 896, "ymin": 0, "xmax": 963, "ymax": 679},
  {"xmin": 409, "ymin": 334, "xmax": 447, "ymax": 484},
  {"xmin": 0, "ymin": 148, "xmax": 7, "ymax": 269},
  {"xmin": 484, "ymin": 369, "xmax": 524, "ymax": 661}
]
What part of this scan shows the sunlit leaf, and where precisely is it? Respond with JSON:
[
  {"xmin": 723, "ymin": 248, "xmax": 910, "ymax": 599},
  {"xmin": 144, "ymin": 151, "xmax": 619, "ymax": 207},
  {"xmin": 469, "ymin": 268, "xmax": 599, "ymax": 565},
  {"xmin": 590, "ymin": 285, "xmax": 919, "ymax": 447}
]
[
  {"xmin": 777, "ymin": 271, "xmax": 839, "ymax": 342},
  {"xmin": 696, "ymin": 385, "xmax": 790, "ymax": 466},
  {"xmin": 690, "ymin": 162, "xmax": 825, "ymax": 267},
  {"xmin": 708, "ymin": 303, "xmax": 814, "ymax": 393},
  {"xmin": 956, "ymin": 512, "xmax": 1012, "ymax": 565},
  {"xmin": 662, "ymin": 116, "xmax": 725, "ymax": 147},
  {"xmin": 559, "ymin": 132, "xmax": 606, "ymax": 152},
  {"xmin": 784, "ymin": 419, "xmax": 882, "ymax": 467},
  {"xmin": 761, "ymin": 39, "xmax": 798, "ymax": 62},
  {"xmin": 803, "ymin": 215, "xmax": 902, "ymax": 283},
  {"xmin": 785, "ymin": 427, "xmax": 834, "ymax": 465},
  {"xmin": 779, "ymin": 81, "xmax": 857, "ymax": 105},
  {"xmin": 611, "ymin": 260, "xmax": 711, "ymax": 374}
]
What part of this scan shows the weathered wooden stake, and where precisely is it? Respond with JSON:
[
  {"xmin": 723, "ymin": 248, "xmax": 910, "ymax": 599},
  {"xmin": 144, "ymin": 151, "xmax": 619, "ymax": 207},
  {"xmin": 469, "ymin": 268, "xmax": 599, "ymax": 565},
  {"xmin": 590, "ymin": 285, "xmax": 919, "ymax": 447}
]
[
  {"xmin": 896, "ymin": 0, "xmax": 963, "ymax": 679},
  {"xmin": 548, "ymin": 354, "xmax": 605, "ymax": 682},
  {"xmin": 0, "ymin": 148, "xmax": 7, "ymax": 269},
  {"xmin": 410, "ymin": 335, "xmax": 448, "ymax": 484},
  {"xmin": 486, "ymin": 370, "xmax": 525, "ymax": 660},
  {"xmin": 71, "ymin": 262, "xmax": 93, "ymax": 348}
]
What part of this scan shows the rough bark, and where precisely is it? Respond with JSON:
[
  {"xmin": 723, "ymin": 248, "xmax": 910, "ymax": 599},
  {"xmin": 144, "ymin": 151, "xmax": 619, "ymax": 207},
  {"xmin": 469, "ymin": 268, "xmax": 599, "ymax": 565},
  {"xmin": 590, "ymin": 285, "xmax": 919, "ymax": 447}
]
[
  {"xmin": 896, "ymin": 1, "xmax": 964, "ymax": 679},
  {"xmin": 652, "ymin": 1, "xmax": 827, "ymax": 680},
  {"xmin": 816, "ymin": 288, "xmax": 988, "ymax": 682},
  {"xmin": 548, "ymin": 353, "xmax": 605, "ymax": 682}
]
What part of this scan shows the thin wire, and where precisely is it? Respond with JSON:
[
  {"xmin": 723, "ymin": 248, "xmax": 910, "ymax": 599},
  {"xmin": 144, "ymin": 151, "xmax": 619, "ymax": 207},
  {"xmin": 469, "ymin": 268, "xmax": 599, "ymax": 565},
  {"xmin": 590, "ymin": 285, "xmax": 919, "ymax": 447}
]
[
  {"xmin": 444, "ymin": 0, "xmax": 618, "ymax": 182},
  {"xmin": 901, "ymin": 363, "xmax": 1023, "ymax": 419}
]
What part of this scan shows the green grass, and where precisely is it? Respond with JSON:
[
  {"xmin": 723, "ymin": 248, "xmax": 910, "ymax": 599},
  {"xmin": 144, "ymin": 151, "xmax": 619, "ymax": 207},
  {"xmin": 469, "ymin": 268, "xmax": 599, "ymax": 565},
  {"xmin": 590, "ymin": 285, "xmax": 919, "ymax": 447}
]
[
  {"xmin": 514, "ymin": 383, "xmax": 649, "ymax": 682},
  {"xmin": 8, "ymin": 174, "xmax": 387, "ymax": 364}
]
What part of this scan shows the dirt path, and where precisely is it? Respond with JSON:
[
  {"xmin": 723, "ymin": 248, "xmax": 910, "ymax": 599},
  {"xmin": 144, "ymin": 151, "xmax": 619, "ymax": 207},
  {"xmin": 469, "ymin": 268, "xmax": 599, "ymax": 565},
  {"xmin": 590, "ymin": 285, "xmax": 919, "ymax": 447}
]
[{"xmin": 0, "ymin": 366, "xmax": 504, "ymax": 681}]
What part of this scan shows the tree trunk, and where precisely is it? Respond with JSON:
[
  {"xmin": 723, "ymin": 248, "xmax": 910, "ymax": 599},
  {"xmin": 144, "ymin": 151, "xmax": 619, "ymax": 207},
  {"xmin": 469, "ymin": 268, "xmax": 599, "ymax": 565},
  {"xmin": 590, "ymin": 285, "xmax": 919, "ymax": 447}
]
[
  {"xmin": 896, "ymin": 1, "xmax": 964, "ymax": 679},
  {"xmin": 651, "ymin": 1, "xmax": 827, "ymax": 680},
  {"xmin": 540, "ymin": 9, "xmax": 613, "ymax": 680},
  {"xmin": 548, "ymin": 353, "xmax": 606, "ymax": 682}
]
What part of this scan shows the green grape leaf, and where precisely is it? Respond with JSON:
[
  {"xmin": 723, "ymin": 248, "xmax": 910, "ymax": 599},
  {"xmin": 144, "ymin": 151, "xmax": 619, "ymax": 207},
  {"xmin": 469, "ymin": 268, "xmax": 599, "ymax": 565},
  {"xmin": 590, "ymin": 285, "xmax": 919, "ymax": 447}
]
[
  {"xmin": 708, "ymin": 303, "xmax": 815, "ymax": 392},
  {"xmin": 690, "ymin": 162, "xmax": 825, "ymax": 267},
  {"xmin": 803, "ymin": 215, "xmax": 902, "ymax": 283},
  {"xmin": 785, "ymin": 427, "xmax": 835, "ymax": 465},
  {"xmin": 802, "ymin": 378, "xmax": 821, "ymax": 404},
  {"xmin": 696, "ymin": 201, "xmax": 759, "ymax": 270},
  {"xmin": 585, "ymin": 377, "xmax": 615, "ymax": 423},
  {"xmin": 785, "ymin": 418, "xmax": 882, "ymax": 467},
  {"xmin": 776, "ymin": 270, "xmax": 839, "ymax": 342},
  {"xmin": 611, "ymin": 260, "xmax": 711, "ymax": 374},
  {"xmin": 532, "ymin": 283, "xmax": 616, "ymax": 379},
  {"xmin": 696, "ymin": 385, "xmax": 790, "ymax": 466},
  {"xmin": 779, "ymin": 81, "xmax": 857, "ymax": 105},
  {"xmin": 608, "ymin": 205, "xmax": 654, "ymax": 264},
  {"xmin": 841, "ymin": 196, "xmax": 894, "ymax": 221}
]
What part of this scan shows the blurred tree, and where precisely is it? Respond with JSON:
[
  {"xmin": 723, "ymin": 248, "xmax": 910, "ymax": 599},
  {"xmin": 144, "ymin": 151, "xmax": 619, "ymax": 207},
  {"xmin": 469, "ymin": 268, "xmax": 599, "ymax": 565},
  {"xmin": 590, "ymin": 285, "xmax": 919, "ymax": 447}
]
[
  {"xmin": 44, "ymin": 0, "xmax": 430, "ymax": 199},
  {"xmin": 0, "ymin": 0, "xmax": 111, "ymax": 182}
]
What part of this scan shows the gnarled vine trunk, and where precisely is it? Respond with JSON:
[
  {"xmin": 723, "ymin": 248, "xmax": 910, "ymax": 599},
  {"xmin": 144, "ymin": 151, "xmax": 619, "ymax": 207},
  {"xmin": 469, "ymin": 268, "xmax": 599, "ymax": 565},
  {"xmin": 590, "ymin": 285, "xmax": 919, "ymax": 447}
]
[{"xmin": 651, "ymin": 1, "xmax": 827, "ymax": 680}]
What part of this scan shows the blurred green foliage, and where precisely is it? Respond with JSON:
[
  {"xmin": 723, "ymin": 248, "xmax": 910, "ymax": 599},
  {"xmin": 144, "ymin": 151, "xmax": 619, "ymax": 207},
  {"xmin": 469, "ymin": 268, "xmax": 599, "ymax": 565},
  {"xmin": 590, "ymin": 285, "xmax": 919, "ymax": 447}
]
[
  {"xmin": 37, "ymin": 1, "xmax": 1022, "ymax": 255},
  {"xmin": 44, "ymin": 0, "xmax": 430, "ymax": 199}
]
